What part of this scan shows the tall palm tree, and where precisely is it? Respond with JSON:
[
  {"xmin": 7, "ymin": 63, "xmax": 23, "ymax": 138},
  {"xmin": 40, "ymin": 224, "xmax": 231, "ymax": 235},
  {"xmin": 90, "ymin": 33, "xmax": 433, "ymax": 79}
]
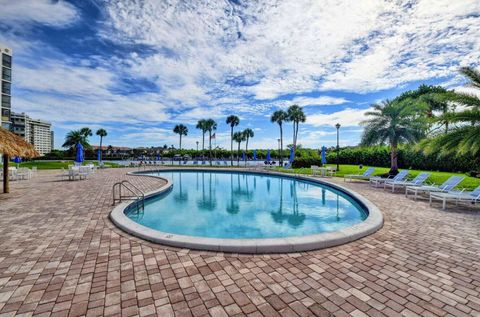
[
  {"xmin": 423, "ymin": 67, "xmax": 480, "ymax": 156},
  {"xmin": 226, "ymin": 115, "xmax": 240, "ymax": 166},
  {"xmin": 233, "ymin": 131, "xmax": 245, "ymax": 165},
  {"xmin": 62, "ymin": 128, "xmax": 92, "ymax": 150},
  {"xmin": 196, "ymin": 119, "xmax": 207, "ymax": 152},
  {"xmin": 80, "ymin": 127, "xmax": 92, "ymax": 139},
  {"xmin": 396, "ymin": 84, "xmax": 452, "ymax": 133},
  {"xmin": 243, "ymin": 128, "xmax": 254, "ymax": 166},
  {"xmin": 173, "ymin": 124, "xmax": 188, "ymax": 150},
  {"xmin": 287, "ymin": 105, "xmax": 306, "ymax": 153},
  {"xmin": 361, "ymin": 100, "xmax": 426, "ymax": 174},
  {"xmin": 204, "ymin": 119, "xmax": 217, "ymax": 165},
  {"xmin": 271, "ymin": 110, "xmax": 288, "ymax": 164},
  {"xmin": 96, "ymin": 128, "xmax": 107, "ymax": 162}
]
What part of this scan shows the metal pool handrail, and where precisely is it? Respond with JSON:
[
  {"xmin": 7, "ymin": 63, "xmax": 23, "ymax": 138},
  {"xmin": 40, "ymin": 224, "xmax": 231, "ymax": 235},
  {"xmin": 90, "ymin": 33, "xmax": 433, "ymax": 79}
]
[{"xmin": 112, "ymin": 180, "xmax": 145, "ymax": 210}]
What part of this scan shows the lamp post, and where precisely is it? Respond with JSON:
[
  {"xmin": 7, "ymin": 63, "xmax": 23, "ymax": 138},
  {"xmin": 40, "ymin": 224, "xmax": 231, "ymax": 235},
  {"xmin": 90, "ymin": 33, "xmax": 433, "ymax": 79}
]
[
  {"xmin": 335, "ymin": 123, "xmax": 341, "ymax": 171},
  {"xmin": 277, "ymin": 138, "xmax": 280, "ymax": 163}
]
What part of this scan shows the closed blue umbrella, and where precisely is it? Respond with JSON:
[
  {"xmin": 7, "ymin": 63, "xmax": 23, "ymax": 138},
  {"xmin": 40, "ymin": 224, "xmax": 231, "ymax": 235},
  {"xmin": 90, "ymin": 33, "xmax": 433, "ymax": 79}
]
[
  {"xmin": 75, "ymin": 142, "xmax": 84, "ymax": 164},
  {"xmin": 253, "ymin": 150, "xmax": 257, "ymax": 161},
  {"xmin": 242, "ymin": 152, "xmax": 246, "ymax": 161},
  {"xmin": 13, "ymin": 156, "xmax": 22, "ymax": 164},
  {"xmin": 97, "ymin": 149, "xmax": 101, "ymax": 161},
  {"xmin": 156, "ymin": 154, "xmax": 161, "ymax": 161},
  {"xmin": 321, "ymin": 146, "xmax": 327, "ymax": 164},
  {"xmin": 289, "ymin": 148, "xmax": 295, "ymax": 163},
  {"xmin": 266, "ymin": 149, "xmax": 271, "ymax": 162}
]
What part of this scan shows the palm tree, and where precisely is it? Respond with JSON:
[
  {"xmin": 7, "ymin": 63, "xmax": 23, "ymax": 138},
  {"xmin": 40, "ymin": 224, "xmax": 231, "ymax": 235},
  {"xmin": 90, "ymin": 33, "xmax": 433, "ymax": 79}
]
[
  {"xmin": 422, "ymin": 67, "xmax": 480, "ymax": 156},
  {"xmin": 204, "ymin": 119, "xmax": 217, "ymax": 164},
  {"xmin": 226, "ymin": 115, "xmax": 240, "ymax": 166},
  {"xmin": 173, "ymin": 124, "xmax": 188, "ymax": 150},
  {"xmin": 196, "ymin": 119, "xmax": 207, "ymax": 152},
  {"xmin": 243, "ymin": 128, "xmax": 254, "ymax": 165},
  {"xmin": 62, "ymin": 128, "xmax": 92, "ymax": 150},
  {"xmin": 96, "ymin": 128, "xmax": 107, "ymax": 162},
  {"xmin": 287, "ymin": 105, "xmax": 306, "ymax": 153},
  {"xmin": 396, "ymin": 84, "xmax": 452, "ymax": 133},
  {"xmin": 233, "ymin": 131, "xmax": 246, "ymax": 165},
  {"xmin": 361, "ymin": 100, "xmax": 426, "ymax": 174},
  {"xmin": 80, "ymin": 127, "xmax": 92, "ymax": 139},
  {"xmin": 271, "ymin": 110, "xmax": 288, "ymax": 164}
]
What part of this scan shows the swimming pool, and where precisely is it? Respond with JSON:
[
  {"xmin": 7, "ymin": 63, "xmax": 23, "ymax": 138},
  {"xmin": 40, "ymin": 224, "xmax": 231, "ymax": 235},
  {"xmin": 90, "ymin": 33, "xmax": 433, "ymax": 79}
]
[{"xmin": 111, "ymin": 169, "xmax": 383, "ymax": 253}]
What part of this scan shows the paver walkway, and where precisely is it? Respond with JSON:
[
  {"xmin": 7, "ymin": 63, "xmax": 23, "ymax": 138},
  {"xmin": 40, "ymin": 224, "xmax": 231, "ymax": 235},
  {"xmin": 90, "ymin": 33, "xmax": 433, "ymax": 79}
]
[{"xmin": 0, "ymin": 168, "xmax": 479, "ymax": 317}]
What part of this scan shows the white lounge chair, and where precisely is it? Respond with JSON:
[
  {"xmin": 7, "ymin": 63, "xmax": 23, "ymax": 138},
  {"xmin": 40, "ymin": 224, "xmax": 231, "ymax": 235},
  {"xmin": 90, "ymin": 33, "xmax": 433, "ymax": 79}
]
[
  {"xmin": 384, "ymin": 172, "xmax": 430, "ymax": 192},
  {"xmin": 369, "ymin": 170, "xmax": 409, "ymax": 187},
  {"xmin": 429, "ymin": 186, "xmax": 480, "ymax": 210},
  {"xmin": 405, "ymin": 176, "xmax": 464, "ymax": 200},
  {"xmin": 344, "ymin": 167, "xmax": 375, "ymax": 182}
]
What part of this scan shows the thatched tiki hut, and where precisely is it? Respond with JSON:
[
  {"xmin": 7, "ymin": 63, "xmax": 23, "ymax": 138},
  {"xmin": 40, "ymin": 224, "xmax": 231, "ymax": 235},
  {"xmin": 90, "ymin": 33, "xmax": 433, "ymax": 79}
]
[{"xmin": 0, "ymin": 127, "xmax": 38, "ymax": 193}]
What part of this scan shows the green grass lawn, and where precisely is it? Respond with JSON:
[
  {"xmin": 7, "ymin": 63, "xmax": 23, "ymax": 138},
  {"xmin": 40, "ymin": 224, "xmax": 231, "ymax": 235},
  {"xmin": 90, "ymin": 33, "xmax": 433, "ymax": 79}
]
[
  {"xmin": 277, "ymin": 164, "xmax": 480, "ymax": 190},
  {"xmin": 8, "ymin": 160, "xmax": 120, "ymax": 170}
]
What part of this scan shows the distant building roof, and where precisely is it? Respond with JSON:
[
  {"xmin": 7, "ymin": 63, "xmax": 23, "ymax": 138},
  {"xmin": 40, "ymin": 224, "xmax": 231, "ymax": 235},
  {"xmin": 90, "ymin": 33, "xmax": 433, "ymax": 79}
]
[{"xmin": 91, "ymin": 145, "xmax": 132, "ymax": 151}]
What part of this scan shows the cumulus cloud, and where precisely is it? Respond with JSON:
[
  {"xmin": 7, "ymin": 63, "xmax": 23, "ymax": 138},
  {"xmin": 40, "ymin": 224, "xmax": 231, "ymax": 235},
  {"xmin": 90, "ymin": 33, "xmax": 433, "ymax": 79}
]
[
  {"xmin": 307, "ymin": 108, "xmax": 369, "ymax": 127},
  {"xmin": 0, "ymin": 0, "xmax": 79, "ymax": 27},
  {"xmin": 3, "ymin": 0, "xmax": 480, "ymax": 148}
]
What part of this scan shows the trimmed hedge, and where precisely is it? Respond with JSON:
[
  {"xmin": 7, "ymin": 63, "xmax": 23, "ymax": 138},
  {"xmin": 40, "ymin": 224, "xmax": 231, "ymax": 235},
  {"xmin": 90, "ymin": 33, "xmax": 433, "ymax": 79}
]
[{"xmin": 326, "ymin": 146, "xmax": 480, "ymax": 173}]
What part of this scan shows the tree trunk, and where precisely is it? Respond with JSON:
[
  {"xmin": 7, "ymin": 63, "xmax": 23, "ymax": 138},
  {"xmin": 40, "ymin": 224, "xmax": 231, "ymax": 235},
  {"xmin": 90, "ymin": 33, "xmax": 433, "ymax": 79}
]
[
  {"xmin": 294, "ymin": 121, "xmax": 299, "ymax": 152},
  {"xmin": 292, "ymin": 122, "xmax": 296, "ymax": 151},
  {"xmin": 202, "ymin": 132, "xmax": 205, "ymax": 151},
  {"xmin": 230, "ymin": 127, "xmax": 233, "ymax": 166},
  {"xmin": 179, "ymin": 134, "xmax": 182, "ymax": 150},
  {"xmin": 389, "ymin": 144, "xmax": 398, "ymax": 175},
  {"xmin": 208, "ymin": 131, "xmax": 212, "ymax": 166},
  {"xmin": 237, "ymin": 142, "xmax": 241, "ymax": 165},
  {"xmin": 99, "ymin": 137, "xmax": 103, "ymax": 162},
  {"xmin": 279, "ymin": 124, "xmax": 283, "ymax": 165},
  {"xmin": 245, "ymin": 137, "xmax": 249, "ymax": 166},
  {"xmin": 3, "ymin": 155, "xmax": 9, "ymax": 193}
]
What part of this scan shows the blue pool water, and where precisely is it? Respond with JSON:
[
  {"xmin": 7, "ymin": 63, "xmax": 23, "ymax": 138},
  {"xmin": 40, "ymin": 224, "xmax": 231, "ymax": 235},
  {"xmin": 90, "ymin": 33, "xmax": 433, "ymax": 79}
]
[{"xmin": 125, "ymin": 171, "xmax": 368, "ymax": 239}]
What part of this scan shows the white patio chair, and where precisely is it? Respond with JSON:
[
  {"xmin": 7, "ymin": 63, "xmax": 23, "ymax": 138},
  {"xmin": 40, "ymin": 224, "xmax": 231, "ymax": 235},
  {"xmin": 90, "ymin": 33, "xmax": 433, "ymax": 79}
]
[
  {"xmin": 429, "ymin": 186, "xmax": 480, "ymax": 210},
  {"xmin": 369, "ymin": 170, "xmax": 409, "ymax": 188},
  {"xmin": 344, "ymin": 167, "xmax": 375, "ymax": 182},
  {"xmin": 383, "ymin": 172, "xmax": 430, "ymax": 193},
  {"xmin": 405, "ymin": 176, "xmax": 464, "ymax": 200}
]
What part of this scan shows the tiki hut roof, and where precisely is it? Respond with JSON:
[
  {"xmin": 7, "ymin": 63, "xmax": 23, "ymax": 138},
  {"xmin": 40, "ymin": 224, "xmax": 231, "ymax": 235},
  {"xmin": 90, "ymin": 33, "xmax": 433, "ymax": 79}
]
[{"xmin": 0, "ymin": 127, "xmax": 39, "ymax": 158}]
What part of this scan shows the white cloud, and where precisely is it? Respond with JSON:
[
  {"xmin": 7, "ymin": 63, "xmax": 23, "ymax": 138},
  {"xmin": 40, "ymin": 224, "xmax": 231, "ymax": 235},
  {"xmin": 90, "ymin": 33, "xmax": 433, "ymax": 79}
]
[
  {"xmin": 289, "ymin": 96, "xmax": 349, "ymax": 107},
  {"xmin": 101, "ymin": 0, "xmax": 479, "ymax": 99},
  {"xmin": 307, "ymin": 108, "xmax": 369, "ymax": 127},
  {"xmin": 0, "ymin": 0, "xmax": 79, "ymax": 27}
]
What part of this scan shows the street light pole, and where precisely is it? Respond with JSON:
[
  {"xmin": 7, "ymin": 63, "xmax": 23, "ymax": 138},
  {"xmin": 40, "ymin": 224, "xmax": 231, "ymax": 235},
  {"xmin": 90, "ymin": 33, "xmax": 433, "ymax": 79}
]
[{"xmin": 335, "ymin": 123, "xmax": 341, "ymax": 171}]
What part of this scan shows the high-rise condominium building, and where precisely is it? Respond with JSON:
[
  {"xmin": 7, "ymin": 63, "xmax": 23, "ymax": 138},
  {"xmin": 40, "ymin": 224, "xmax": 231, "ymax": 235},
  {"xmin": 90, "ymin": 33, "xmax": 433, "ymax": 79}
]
[
  {"xmin": 1, "ymin": 44, "xmax": 12, "ymax": 130},
  {"xmin": 11, "ymin": 112, "xmax": 53, "ymax": 156}
]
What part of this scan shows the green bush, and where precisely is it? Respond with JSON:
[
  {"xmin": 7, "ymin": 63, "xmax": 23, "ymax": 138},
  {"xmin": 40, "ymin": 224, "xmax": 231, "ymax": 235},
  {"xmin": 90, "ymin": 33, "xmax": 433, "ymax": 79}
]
[{"xmin": 325, "ymin": 146, "xmax": 480, "ymax": 173}]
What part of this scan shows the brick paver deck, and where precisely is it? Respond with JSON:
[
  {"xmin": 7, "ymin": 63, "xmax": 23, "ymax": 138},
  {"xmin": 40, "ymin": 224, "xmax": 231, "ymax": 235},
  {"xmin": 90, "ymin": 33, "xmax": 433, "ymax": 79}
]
[{"xmin": 0, "ymin": 168, "xmax": 479, "ymax": 317}]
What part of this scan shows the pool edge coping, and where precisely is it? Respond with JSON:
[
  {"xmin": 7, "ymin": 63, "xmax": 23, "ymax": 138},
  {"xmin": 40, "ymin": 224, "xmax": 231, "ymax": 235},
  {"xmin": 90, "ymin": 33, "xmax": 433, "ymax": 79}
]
[{"xmin": 109, "ymin": 168, "xmax": 384, "ymax": 254}]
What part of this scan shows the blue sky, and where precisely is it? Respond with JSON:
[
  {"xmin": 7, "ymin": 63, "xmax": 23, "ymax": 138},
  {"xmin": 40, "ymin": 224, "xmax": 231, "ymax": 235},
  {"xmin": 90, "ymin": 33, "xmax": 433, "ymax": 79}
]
[{"xmin": 0, "ymin": 0, "xmax": 479, "ymax": 150}]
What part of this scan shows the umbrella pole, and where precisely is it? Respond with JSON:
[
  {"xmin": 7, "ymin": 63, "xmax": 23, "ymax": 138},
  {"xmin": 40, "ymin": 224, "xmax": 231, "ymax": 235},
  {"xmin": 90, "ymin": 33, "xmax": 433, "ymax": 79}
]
[{"xmin": 3, "ymin": 155, "xmax": 9, "ymax": 193}]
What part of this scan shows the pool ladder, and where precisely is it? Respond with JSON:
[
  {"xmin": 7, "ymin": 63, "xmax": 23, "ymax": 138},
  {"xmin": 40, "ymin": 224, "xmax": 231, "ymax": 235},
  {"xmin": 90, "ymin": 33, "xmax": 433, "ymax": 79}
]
[{"xmin": 112, "ymin": 180, "xmax": 145, "ymax": 210}]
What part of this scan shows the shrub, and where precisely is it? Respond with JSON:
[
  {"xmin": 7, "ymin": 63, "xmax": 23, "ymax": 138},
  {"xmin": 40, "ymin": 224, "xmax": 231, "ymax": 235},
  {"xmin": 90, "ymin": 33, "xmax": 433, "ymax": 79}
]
[{"xmin": 325, "ymin": 145, "xmax": 479, "ymax": 173}]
